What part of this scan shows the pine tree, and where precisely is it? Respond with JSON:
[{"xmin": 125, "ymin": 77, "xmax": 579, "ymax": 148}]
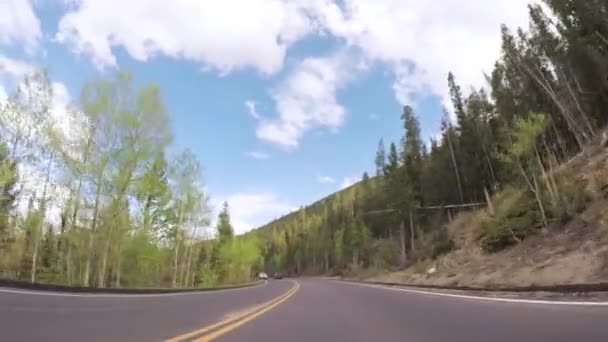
[
  {"xmin": 375, "ymin": 139, "xmax": 386, "ymax": 177},
  {"xmin": 401, "ymin": 106, "xmax": 423, "ymax": 205},
  {"xmin": 0, "ymin": 142, "xmax": 17, "ymax": 258},
  {"xmin": 216, "ymin": 202, "xmax": 234, "ymax": 243}
]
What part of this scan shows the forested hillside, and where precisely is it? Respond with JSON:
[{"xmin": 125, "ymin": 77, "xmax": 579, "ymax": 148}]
[
  {"xmin": 253, "ymin": 0, "xmax": 608, "ymax": 277},
  {"xmin": 0, "ymin": 71, "xmax": 261, "ymax": 288}
]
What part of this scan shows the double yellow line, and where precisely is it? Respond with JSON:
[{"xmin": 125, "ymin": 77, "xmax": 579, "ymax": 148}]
[{"xmin": 165, "ymin": 280, "xmax": 300, "ymax": 342}]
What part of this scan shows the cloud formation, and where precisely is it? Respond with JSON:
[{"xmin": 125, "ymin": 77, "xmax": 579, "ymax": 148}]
[
  {"xmin": 244, "ymin": 100, "xmax": 261, "ymax": 120},
  {"xmin": 246, "ymin": 151, "xmax": 270, "ymax": 160},
  {"xmin": 0, "ymin": 0, "xmax": 41, "ymax": 50},
  {"xmin": 213, "ymin": 191, "xmax": 297, "ymax": 234},
  {"xmin": 317, "ymin": 176, "xmax": 335, "ymax": 184},
  {"xmin": 256, "ymin": 50, "xmax": 361, "ymax": 148},
  {"xmin": 53, "ymin": 0, "xmax": 531, "ymax": 148},
  {"xmin": 56, "ymin": 0, "xmax": 317, "ymax": 73},
  {"xmin": 313, "ymin": 0, "xmax": 531, "ymax": 108}
]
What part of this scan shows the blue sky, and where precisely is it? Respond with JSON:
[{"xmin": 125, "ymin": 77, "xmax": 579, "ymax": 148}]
[{"xmin": 0, "ymin": 0, "xmax": 531, "ymax": 233}]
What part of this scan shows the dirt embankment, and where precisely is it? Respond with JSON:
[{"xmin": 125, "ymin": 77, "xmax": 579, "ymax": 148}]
[{"xmin": 366, "ymin": 139, "xmax": 608, "ymax": 288}]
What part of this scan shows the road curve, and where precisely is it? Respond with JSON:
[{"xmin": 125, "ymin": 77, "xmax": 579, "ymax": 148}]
[
  {"xmin": 219, "ymin": 279, "xmax": 608, "ymax": 342},
  {"xmin": 2, "ymin": 278, "xmax": 608, "ymax": 341},
  {"xmin": 0, "ymin": 280, "xmax": 292, "ymax": 342}
]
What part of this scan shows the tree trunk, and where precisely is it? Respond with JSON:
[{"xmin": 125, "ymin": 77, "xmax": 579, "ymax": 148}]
[
  {"xmin": 535, "ymin": 145, "xmax": 558, "ymax": 206},
  {"xmin": 115, "ymin": 252, "xmax": 121, "ymax": 288},
  {"xmin": 172, "ymin": 239, "xmax": 181, "ymax": 288},
  {"xmin": 483, "ymin": 145, "xmax": 498, "ymax": 190},
  {"xmin": 84, "ymin": 167, "xmax": 105, "ymax": 287},
  {"xmin": 446, "ymin": 130, "xmax": 465, "ymax": 204},
  {"xmin": 98, "ymin": 236, "xmax": 111, "ymax": 288},
  {"xmin": 399, "ymin": 218, "xmax": 407, "ymax": 266},
  {"xmin": 484, "ymin": 187, "xmax": 495, "ymax": 217},
  {"xmin": 182, "ymin": 243, "xmax": 193, "ymax": 288},
  {"xmin": 71, "ymin": 134, "xmax": 92, "ymax": 286},
  {"xmin": 560, "ymin": 66, "xmax": 594, "ymax": 137},
  {"xmin": 532, "ymin": 173, "xmax": 548, "ymax": 226},
  {"xmin": 517, "ymin": 160, "xmax": 536, "ymax": 194},
  {"xmin": 30, "ymin": 234, "xmax": 39, "ymax": 283},
  {"xmin": 518, "ymin": 59, "xmax": 587, "ymax": 149},
  {"xmin": 32, "ymin": 153, "xmax": 53, "ymax": 284},
  {"xmin": 66, "ymin": 244, "xmax": 72, "ymax": 285},
  {"xmin": 549, "ymin": 117, "xmax": 568, "ymax": 161},
  {"xmin": 409, "ymin": 209, "xmax": 416, "ymax": 255}
]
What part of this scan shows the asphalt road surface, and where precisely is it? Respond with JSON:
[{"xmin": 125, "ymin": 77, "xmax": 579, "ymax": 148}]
[{"xmin": 2, "ymin": 278, "xmax": 608, "ymax": 341}]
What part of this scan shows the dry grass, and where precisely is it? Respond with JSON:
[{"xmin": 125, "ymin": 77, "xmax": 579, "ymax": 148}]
[{"xmin": 368, "ymin": 140, "xmax": 608, "ymax": 287}]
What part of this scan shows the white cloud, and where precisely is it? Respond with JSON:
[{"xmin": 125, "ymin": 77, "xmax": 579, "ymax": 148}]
[
  {"xmin": 253, "ymin": 1, "xmax": 529, "ymax": 147},
  {"xmin": 53, "ymin": 0, "xmax": 531, "ymax": 148},
  {"xmin": 244, "ymin": 100, "xmax": 261, "ymax": 120},
  {"xmin": 312, "ymin": 0, "xmax": 531, "ymax": 106},
  {"xmin": 0, "ymin": 54, "xmax": 36, "ymax": 80},
  {"xmin": 340, "ymin": 176, "xmax": 359, "ymax": 189},
  {"xmin": 317, "ymin": 175, "xmax": 335, "ymax": 184},
  {"xmin": 212, "ymin": 191, "xmax": 297, "ymax": 234},
  {"xmin": 246, "ymin": 151, "xmax": 270, "ymax": 160},
  {"xmin": 0, "ymin": 0, "xmax": 41, "ymax": 50},
  {"xmin": 256, "ymin": 50, "xmax": 361, "ymax": 148},
  {"xmin": 56, "ymin": 0, "xmax": 318, "ymax": 73}
]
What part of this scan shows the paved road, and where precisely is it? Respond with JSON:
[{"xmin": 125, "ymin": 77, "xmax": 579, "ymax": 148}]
[
  {"xmin": 2, "ymin": 278, "xmax": 608, "ymax": 341},
  {"xmin": 0, "ymin": 280, "xmax": 291, "ymax": 342}
]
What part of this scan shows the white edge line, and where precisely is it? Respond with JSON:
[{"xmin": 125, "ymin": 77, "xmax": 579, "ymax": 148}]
[
  {"xmin": 336, "ymin": 281, "xmax": 608, "ymax": 306},
  {"xmin": 0, "ymin": 281, "xmax": 267, "ymax": 298}
]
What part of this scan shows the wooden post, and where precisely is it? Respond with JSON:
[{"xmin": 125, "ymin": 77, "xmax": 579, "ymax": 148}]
[{"xmin": 484, "ymin": 187, "xmax": 495, "ymax": 217}]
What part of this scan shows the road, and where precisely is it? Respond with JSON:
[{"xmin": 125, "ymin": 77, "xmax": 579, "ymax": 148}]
[{"xmin": 1, "ymin": 279, "xmax": 608, "ymax": 341}]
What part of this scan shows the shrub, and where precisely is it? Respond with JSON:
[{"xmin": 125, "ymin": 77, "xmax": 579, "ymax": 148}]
[
  {"xmin": 480, "ymin": 187, "xmax": 542, "ymax": 253},
  {"xmin": 549, "ymin": 177, "xmax": 590, "ymax": 221},
  {"xmin": 370, "ymin": 239, "xmax": 400, "ymax": 268},
  {"xmin": 414, "ymin": 228, "xmax": 454, "ymax": 261}
]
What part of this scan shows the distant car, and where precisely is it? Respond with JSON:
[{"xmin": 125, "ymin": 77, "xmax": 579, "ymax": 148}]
[
  {"xmin": 258, "ymin": 272, "xmax": 268, "ymax": 280},
  {"xmin": 273, "ymin": 272, "xmax": 283, "ymax": 279}
]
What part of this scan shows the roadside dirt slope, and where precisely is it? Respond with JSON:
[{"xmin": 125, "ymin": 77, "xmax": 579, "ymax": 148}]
[{"xmin": 367, "ymin": 137, "xmax": 608, "ymax": 287}]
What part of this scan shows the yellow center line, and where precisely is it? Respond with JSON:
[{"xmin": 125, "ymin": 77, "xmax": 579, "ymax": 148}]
[
  {"xmin": 193, "ymin": 281, "xmax": 300, "ymax": 342},
  {"xmin": 164, "ymin": 280, "xmax": 299, "ymax": 342}
]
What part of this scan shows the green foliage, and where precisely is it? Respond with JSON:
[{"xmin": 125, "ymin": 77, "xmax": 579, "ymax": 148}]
[
  {"xmin": 120, "ymin": 231, "xmax": 166, "ymax": 287},
  {"xmin": 199, "ymin": 263, "xmax": 220, "ymax": 288},
  {"xmin": 0, "ymin": 141, "xmax": 17, "ymax": 266},
  {"xmin": 216, "ymin": 202, "xmax": 234, "ymax": 243},
  {"xmin": 370, "ymin": 240, "xmax": 400, "ymax": 269},
  {"xmin": 218, "ymin": 236, "xmax": 261, "ymax": 284},
  {"xmin": 333, "ymin": 228, "xmax": 345, "ymax": 268},
  {"xmin": 503, "ymin": 113, "xmax": 549, "ymax": 162},
  {"xmin": 480, "ymin": 188, "xmax": 542, "ymax": 253}
]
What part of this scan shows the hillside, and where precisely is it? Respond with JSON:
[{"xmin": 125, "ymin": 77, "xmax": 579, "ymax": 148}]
[
  {"xmin": 249, "ymin": 0, "xmax": 608, "ymax": 285},
  {"xmin": 254, "ymin": 128, "xmax": 608, "ymax": 286},
  {"xmin": 364, "ymin": 134, "xmax": 608, "ymax": 286}
]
